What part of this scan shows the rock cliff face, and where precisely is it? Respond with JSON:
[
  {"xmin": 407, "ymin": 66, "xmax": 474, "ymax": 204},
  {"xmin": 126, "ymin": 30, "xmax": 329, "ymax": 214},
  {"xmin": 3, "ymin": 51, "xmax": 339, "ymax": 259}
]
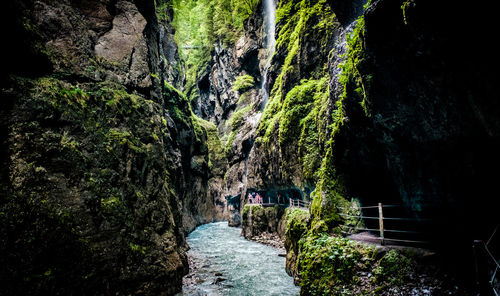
[
  {"xmin": 189, "ymin": 2, "xmax": 270, "ymax": 226},
  {"xmin": 0, "ymin": 0, "xmax": 221, "ymax": 294},
  {"xmin": 190, "ymin": 0, "xmax": 499, "ymax": 292},
  {"xmin": 206, "ymin": 0, "xmax": 500, "ymax": 245},
  {"xmin": 241, "ymin": 204, "xmax": 286, "ymax": 248},
  {"xmin": 326, "ymin": 0, "xmax": 500, "ymax": 244}
]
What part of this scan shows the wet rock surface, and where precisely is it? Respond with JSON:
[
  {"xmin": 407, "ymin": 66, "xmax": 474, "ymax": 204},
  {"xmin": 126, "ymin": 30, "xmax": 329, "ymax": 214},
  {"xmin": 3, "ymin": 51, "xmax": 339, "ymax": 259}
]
[{"xmin": 241, "ymin": 204, "xmax": 287, "ymax": 251}]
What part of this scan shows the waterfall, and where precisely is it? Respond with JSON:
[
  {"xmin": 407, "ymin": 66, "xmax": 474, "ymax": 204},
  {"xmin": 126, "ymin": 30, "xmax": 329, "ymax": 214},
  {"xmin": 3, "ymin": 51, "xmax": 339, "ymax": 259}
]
[
  {"xmin": 263, "ymin": 0, "xmax": 276, "ymax": 53},
  {"xmin": 260, "ymin": 0, "xmax": 276, "ymax": 110}
]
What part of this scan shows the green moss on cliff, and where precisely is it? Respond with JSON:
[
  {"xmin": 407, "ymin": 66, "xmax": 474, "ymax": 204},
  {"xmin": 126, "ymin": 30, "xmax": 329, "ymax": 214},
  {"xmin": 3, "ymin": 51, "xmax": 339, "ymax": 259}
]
[
  {"xmin": 224, "ymin": 104, "xmax": 252, "ymax": 155},
  {"xmin": 285, "ymin": 211, "xmax": 417, "ymax": 295},
  {"xmin": 298, "ymin": 234, "xmax": 366, "ymax": 295},
  {"xmin": 228, "ymin": 105, "xmax": 252, "ymax": 131},
  {"xmin": 1, "ymin": 75, "xmax": 188, "ymax": 294},
  {"xmin": 233, "ymin": 74, "xmax": 255, "ymax": 93},
  {"xmin": 339, "ymin": 15, "xmax": 372, "ymax": 117},
  {"xmin": 374, "ymin": 249, "xmax": 413, "ymax": 285},
  {"xmin": 172, "ymin": 0, "xmax": 258, "ymax": 101},
  {"xmin": 242, "ymin": 204, "xmax": 270, "ymax": 237},
  {"xmin": 193, "ymin": 116, "xmax": 226, "ymax": 174},
  {"xmin": 255, "ymin": 0, "xmax": 339, "ymax": 183},
  {"xmin": 286, "ymin": 208, "xmax": 310, "ymax": 243},
  {"xmin": 257, "ymin": 76, "xmax": 329, "ymax": 182},
  {"xmin": 307, "ymin": 14, "xmax": 371, "ymax": 230}
]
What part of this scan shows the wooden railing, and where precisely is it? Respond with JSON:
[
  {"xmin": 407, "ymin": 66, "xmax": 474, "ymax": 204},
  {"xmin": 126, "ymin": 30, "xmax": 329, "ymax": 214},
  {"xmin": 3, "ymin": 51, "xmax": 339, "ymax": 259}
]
[
  {"xmin": 337, "ymin": 203, "xmax": 431, "ymax": 246},
  {"xmin": 289, "ymin": 199, "xmax": 310, "ymax": 209},
  {"xmin": 247, "ymin": 198, "xmax": 310, "ymax": 209}
]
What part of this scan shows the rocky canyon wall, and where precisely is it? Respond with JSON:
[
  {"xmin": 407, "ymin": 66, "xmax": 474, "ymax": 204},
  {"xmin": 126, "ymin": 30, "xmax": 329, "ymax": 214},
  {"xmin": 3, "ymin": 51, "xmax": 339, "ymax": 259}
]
[
  {"xmin": 191, "ymin": 0, "xmax": 499, "ymax": 292},
  {"xmin": 201, "ymin": 0, "xmax": 500, "ymax": 246},
  {"xmin": 0, "ymin": 0, "xmax": 223, "ymax": 294}
]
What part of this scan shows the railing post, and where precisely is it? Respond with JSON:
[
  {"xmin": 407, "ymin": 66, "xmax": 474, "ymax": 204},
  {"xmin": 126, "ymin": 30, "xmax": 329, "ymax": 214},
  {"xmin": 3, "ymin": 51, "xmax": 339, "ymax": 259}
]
[{"xmin": 378, "ymin": 203, "xmax": 385, "ymax": 245}]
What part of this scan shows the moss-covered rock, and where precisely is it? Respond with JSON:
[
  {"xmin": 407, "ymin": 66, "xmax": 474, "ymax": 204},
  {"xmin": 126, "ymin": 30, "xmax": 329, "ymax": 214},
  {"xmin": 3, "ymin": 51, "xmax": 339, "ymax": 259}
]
[
  {"xmin": 298, "ymin": 234, "xmax": 368, "ymax": 295},
  {"xmin": 242, "ymin": 204, "xmax": 266, "ymax": 236},
  {"xmin": 0, "ymin": 75, "xmax": 188, "ymax": 295},
  {"xmin": 247, "ymin": 0, "xmax": 340, "ymax": 191},
  {"xmin": 0, "ymin": 0, "xmax": 227, "ymax": 294},
  {"xmin": 283, "ymin": 208, "xmax": 310, "ymax": 282},
  {"xmin": 373, "ymin": 249, "xmax": 413, "ymax": 286}
]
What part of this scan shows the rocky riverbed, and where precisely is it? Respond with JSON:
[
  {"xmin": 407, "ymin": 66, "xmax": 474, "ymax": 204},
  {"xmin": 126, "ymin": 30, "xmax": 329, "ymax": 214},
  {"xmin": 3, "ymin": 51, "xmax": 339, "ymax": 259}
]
[{"xmin": 178, "ymin": 222, "xmax": 298, "ymax": 296}]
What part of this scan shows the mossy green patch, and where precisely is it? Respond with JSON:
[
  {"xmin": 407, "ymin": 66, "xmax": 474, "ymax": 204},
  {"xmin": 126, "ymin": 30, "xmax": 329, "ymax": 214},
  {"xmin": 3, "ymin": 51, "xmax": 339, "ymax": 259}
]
[
  {"xmin": 286, "ymin": 208, "xmax": 310, "ymax": 242},
  {"xmin": 224, "ymin": 104, "xmax": 252, "ymax": 155},
  {"xmin": 227, "ymin": 105, "xmax": 252, "ymax": 131},
  {"xmin": 192, "ymin": 116, "xmax": 226, "ymax": 173},
  {"xmin": 374, "ymin": 249, "xmax": 413, "ymax": 286},
  {"xmin": 233, "ymin": 74, "xmax": 255, "ymax": 93},
  {"xmin": 255, "ymin": 0, "xmax": 339, "ymax": 183},
  {"xmin": 172, "ymin": 0, "xmax": 259, "ymax": 102},
  {"xmin": 297, "ymin": 234, "xmax": 367, "ymax": 295}
]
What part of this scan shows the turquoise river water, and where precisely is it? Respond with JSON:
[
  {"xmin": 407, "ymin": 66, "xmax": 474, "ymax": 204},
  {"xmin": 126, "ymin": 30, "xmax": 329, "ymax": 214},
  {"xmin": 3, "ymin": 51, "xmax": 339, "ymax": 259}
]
[{"xmin": 178, "ymin": 222, "xmax": 299, "ymax": 296}]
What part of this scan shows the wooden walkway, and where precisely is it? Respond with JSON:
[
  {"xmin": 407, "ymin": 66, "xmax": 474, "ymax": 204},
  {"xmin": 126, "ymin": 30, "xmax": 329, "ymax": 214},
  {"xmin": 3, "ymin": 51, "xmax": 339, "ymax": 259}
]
[
  {"xmin": 247, "ymin": 199, "xmax": 311, "ymax": 209},
  {"xmin": 289, "ymin": 199, "xmax": 310, "ymax": 209},
  {"xmin": 338, "ymin": 203, "xmax": 433, "ymax": 246}
]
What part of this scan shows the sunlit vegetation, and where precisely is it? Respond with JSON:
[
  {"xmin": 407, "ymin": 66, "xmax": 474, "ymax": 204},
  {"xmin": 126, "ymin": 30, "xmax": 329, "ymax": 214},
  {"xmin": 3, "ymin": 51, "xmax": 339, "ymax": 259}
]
[{"xmin": 171, "ymin": 0, "xmax": 259, "ymax": 101}]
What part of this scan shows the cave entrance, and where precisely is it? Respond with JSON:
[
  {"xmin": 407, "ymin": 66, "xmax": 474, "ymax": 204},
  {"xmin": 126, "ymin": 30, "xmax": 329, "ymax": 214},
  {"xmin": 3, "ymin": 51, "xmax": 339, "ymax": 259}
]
[{"xmin": 225, "ymin": 194, "xmax": 241, "ymax": 211}]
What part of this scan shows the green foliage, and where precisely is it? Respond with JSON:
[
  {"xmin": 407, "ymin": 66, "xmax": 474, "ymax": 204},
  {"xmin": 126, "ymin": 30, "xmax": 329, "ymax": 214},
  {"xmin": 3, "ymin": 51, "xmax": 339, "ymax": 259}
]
[
  {"xmin": 58, "ymin": 87, "xmax": 89, "ymax": 107},
  {"xmin": 255, "ymin": 0, "xmax": 339, "ymax": 181},
  {"xmin": 401, "ymin": 0, "xmax": 416, "ymax": 25},
  {"xmin": 233, "ymin": 74, "xmax": 255, "ymax": 92},
  {"xmin": 129, "ymin": 242, "xmax": 148, "ymax": 255},
  {"xmin": 172, "ymin": 0, "xmax": 258, "ymax": 101},
  {"xmin": 227, "ymin": 105, "xmax": 252, "ymax": 131},
  {"xmin": 298, "ymin": 234, "xmax": 365, "ymax": 295},
  {"xmin": 172, "ymin": 0, "xmax": 213, "ymax": 97},
  {"xmin": 154, "ymin": 0, "xmax": 171, "ymax": 22},
  {"xmin": 224, "ymin": 104, "xmax": 252, "ymax": 155},
  {"xmin": 374, "ymin": 250, "xmax": 413, "ymax": 285},
  {"xmin": 286, "ymin": 208, "xmax": 310, "ymax": 241}
]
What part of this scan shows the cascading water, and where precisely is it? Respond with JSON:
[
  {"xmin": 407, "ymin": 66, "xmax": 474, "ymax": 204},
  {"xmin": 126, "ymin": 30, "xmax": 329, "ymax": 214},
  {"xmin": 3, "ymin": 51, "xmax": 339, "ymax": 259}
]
[
  {"xmin": 259, "ymin": 0, "xmax": 276, "ymax": 110},
  {"xmin": 243, "ymin": 0, "xmax": 277, "ymax": 193},
  {"xmin": 263, "ymin": 0, "xmax": 276, "ymax": 52}
]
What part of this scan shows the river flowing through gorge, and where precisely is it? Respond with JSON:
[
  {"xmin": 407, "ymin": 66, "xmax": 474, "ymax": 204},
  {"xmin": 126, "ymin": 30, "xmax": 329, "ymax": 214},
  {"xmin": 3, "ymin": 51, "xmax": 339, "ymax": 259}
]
[{"xmin": 178, "ymin": 222, "xmax": 299, "ymax": 296}]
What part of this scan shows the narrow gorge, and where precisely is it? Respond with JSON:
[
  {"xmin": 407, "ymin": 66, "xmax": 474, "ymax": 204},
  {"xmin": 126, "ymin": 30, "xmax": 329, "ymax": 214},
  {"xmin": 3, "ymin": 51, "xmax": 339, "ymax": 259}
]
[{"xmin": 0, "ymin": 0, "xmax": 498, "ymax": 295}]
